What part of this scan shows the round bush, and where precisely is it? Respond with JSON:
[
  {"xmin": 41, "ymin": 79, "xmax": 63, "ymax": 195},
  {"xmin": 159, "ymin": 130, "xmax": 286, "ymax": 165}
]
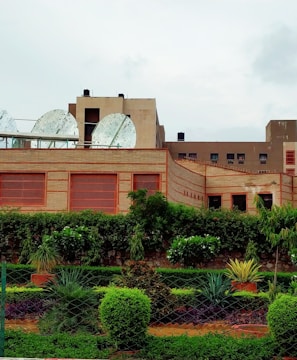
[
  {"xmin": 267, "ymin": 295, "xmax": 297, "ymax": 357},
  {"xmin": 167, "ymin": 234, "xmax": 220, "ymax": 267},
  {"xmin": 99, "ymin": 287, "xmax": 151, "ymax": 350}
]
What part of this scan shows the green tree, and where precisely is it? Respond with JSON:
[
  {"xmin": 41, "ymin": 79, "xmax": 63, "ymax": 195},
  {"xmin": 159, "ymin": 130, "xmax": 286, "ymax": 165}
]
[
  {"xmin": 127, "ymin": 189, "xmax": 170, "ymax": 251},
  {"xmin": 256, "ymin": 196, "xmax": 297, "ymax": 287}
]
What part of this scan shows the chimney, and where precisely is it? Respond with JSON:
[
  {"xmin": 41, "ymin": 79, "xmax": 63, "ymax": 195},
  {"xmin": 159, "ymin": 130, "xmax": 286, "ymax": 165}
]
[
  {"xmin": 177, "ymin": 132, "xmax": 185, "ymax": 141},
  {"xmin": 83, "ymin": 89, "xmax": 90, "ymax": 97}
]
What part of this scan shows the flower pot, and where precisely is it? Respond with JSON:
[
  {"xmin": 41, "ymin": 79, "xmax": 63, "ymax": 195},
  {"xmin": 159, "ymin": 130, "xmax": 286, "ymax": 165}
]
[
  {"xmin": 31, "ymin": 273, "xmax": 55, "ymax": 287},
  {"xmin": 231, "ymin": 281, "xmax": 257, "ymax": 293}
]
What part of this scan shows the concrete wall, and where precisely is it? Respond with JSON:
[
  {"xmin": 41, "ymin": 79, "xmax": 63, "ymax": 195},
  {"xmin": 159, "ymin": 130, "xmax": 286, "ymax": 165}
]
[
  {"xmin": 72, "ymin": 96, "xmax": 164, "ymax": 149},
  {"xmin": 0, "ymin": 148, "xmax": 168, "ymax": 213},
  {"xmin": 167, "ymin": 155, "xmax": 205, "ymax": 208}
]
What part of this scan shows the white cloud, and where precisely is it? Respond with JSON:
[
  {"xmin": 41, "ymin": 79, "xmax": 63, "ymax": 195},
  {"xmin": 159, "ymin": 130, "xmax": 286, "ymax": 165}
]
[{"xmin": 1, "ymin": 0, "xmax": 297, "ymax": 141}]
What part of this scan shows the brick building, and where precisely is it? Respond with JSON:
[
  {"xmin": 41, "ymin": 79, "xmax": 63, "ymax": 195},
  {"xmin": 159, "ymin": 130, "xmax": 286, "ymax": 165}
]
[{"xmin": 0, "ymin": 91, "xmax": 297, "ymax": 214}]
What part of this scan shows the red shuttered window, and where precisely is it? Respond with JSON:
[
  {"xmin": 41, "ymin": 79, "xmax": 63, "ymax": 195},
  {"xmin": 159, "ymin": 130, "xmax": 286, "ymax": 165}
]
[
  {"xmin": 0, "ymin": 173, "xmax": 45, "ymax": 206},
  {"xmin": 286, "ymin": 150, "xmax": 295, "ymax": 165},
  {"xmin": 133, "ymin": 174, "xmax": 160, "ymax": 195},
  {"xmin": 70, "ymin": 174, "xmax": 117, "ymax": 214}
]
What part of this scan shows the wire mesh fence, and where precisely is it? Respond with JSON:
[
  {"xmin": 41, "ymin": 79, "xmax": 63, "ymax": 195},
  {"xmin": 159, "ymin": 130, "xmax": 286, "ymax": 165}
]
[{"xmin": 1, "ymin": 261, "xmax": 297, "ymax": 358}]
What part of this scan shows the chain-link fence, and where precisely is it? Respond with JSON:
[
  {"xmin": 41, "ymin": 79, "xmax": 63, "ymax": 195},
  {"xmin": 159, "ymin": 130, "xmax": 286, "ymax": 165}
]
[{"xmin": 1, "ymin": 262, "xmax": 297, "ymax": 359}]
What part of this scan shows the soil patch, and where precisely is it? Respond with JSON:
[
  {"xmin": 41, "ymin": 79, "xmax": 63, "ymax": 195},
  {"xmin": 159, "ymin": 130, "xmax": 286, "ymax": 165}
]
[{"xmin": 5, "ymin": 319, "xmax": 269, "ymax": 338}]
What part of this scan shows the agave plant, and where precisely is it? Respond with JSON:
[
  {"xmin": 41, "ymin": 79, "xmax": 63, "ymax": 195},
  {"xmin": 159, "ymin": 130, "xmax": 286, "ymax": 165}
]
[
  {"xmin": 200, "ymin": 273, "xmax": 234, "ymax": 307},
  {"xmin": 225, "ymin": 258, "xmax": 262, "ymax": 283}
]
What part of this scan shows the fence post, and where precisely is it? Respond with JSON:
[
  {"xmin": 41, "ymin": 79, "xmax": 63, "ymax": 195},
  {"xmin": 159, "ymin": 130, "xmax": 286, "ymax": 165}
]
[{"xmin": 0, "ymin": 259, "xmax": 6, "ymax": 357}]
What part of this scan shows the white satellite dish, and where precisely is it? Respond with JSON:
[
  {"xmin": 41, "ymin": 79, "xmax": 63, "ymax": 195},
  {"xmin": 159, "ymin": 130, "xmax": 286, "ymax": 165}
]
[
  {"xmin": 31, "ymin": 109, "xmax": 79, "ymax": 148},
  {"xmin": 91, "ymin": 113, "xmax": 136, "ymax": 148},
  {"xmin": 0, "ymin": 109, "xmax": 18, "ymax": 148}
]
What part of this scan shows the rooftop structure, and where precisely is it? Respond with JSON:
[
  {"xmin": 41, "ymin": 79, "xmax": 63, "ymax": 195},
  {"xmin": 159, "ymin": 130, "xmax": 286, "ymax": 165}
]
[{"xmin": 0, "ymin": 91, "xmax": 296, "ymax": 214}]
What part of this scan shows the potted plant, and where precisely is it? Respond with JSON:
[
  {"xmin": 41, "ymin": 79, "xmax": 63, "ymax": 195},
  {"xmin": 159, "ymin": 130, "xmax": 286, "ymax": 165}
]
[
  {"xmin": 29, "ymin": 235, "xmax": 61, "ymax": 287},
  {"xmin": 225, "ymin": 258, "xmax": 262, "ymax": 293}
]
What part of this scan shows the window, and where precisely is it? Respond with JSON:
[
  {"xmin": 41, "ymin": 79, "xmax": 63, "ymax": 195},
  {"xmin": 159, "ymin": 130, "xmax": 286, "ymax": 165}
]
[
  {"xmin": 178, "ymin": 153, "xmax": 186, "ymax": 159},
  {"xmin": 286, "ymin": 150, "xmax": 295, "ymax": 165},
  {"xmin": 133, "ymin": 174, "xmax": 160, "ymax": 196},
  {"xmin": 286, "ymin": 168, "xmax": 295, "ymax": 175},
  {"xmin": 208, "ymin": 195, "xmax": 221, "ymax": 209},
  {"xmin": 210, "ymin": 153, "xmax": 219, "ymax": 163},
  {"xmin": 237, "ymin": 153, "xmax": 245, "ymax": 164},
  {"xmin": 258, "ymin": 194, "xmax": 273, "ymax": 210},
  {"xmin": 227, "ymin": 153, "xmax": 234, "ymax": 164},
  {"xmin": 0, "ymin": 173, "xmax": 45, "ymax": 206},
  {"xmin": 259, "ymin": 153, "xmax": 267, "ymax": 164},
  {"xmin": 84, "ymin": 108, "xmax": 100, "ymax": 148},
  {"xmin": 70, "ymin": 174, "xmax": 117, "ymax": 214},
  {"xmin": 258, "ymin": 170, "xmax": 270, "ymax": 174},
  {"xmin": 232, "ymin": 194, "xmax": 246, "ymax": 211},
  {"xmin": 188, "ymin": 153, "xmax": 197, "ymax": 159}
]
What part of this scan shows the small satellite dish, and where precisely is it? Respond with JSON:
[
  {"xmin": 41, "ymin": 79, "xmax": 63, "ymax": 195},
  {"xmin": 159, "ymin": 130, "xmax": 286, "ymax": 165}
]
[
  {"xmin": 91, "ymin": 113, "xmax": 136, "ymax": 148},
  {"xmin": 31, "ymin": 109, "xmax": 78, "ymax": 148},
  {"xmin": 0, "ymin": 109, "xmax": 18, "ymax": 148}
]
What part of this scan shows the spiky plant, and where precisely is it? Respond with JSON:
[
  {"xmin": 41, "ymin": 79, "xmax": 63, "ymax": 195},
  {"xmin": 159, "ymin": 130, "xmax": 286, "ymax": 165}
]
[
  {"xmin": 225, "ymin": 258, "xmax": 262, "ymax": 283},
  {"xmin": 29, "ymin": 235, "xmax": 60, "ymax": 274}
]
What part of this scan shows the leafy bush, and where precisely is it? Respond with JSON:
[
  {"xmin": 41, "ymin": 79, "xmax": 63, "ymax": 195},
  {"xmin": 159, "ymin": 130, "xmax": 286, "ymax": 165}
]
[
  {"xmin": 167, "ymin": 234, "xmax": 220, "ymax": 267},
  {"xmin": 38, "ymin": 268, "xmax": 99, "ymax": 334},
  {"xmin": 267, "ymin": 294, "xmax": 297, "ymax": 357},
  {"xmin": 99, "ymin": 287, "xmax": 151, "ymax": 350},
  {"xmin": 49, "ymin": 225, "xmax": 103, "ymax": 265},
  {"xmin": 113, "ymin": 261, "xmax": 176, "ymax": 322},
  {"xmin": 0, "ymin": 204, "xmax": 283, "ymax": 263}
]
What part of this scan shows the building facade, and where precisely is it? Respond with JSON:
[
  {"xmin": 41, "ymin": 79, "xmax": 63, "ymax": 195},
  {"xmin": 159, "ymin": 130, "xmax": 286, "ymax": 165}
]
[{"xmin": 0, "ymin": 91, "xmax": 297, "ymax": 215}]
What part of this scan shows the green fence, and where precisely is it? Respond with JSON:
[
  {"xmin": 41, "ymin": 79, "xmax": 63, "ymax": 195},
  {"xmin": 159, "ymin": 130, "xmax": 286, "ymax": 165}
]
[{"xmin": 1, "ymin": 262, "xmax": 296, "ymax": 359}]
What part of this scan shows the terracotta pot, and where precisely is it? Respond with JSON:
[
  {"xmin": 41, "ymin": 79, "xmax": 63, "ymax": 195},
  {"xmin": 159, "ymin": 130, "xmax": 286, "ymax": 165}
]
[
  {"xmin": 231, "ymin": 281, "xmax": 257, "ymax": 293},
  {"xmin": 30, "ymin": 273, "xmax": 55, "ymax": 287}
]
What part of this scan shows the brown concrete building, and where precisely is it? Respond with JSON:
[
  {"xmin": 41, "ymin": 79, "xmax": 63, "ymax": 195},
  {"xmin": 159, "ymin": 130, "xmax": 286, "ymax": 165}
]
[
  {"xmin": 0, "ymin": 91, "xmax": 296, "ymax": 215},
  {"xmin": 165, "ymin": 120, "xmax": 297, "ymax": 176}
]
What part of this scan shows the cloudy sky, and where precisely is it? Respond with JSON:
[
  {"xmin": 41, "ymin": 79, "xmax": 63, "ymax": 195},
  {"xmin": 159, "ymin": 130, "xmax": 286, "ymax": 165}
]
[{"xmin": 1, "ymin": 0, "xmax": 297, "ymax": 141}]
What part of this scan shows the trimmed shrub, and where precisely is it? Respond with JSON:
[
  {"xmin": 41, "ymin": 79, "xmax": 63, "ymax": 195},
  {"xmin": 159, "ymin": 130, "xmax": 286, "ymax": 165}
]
[
  {"xmin": 267, "ymin": 294, "xmax": 297, "ymax": 357},
  {"xmin": 139, "ymin": 333, "xmax": 275, "ymax": 360},
  {"xmin": 99, "ymin": 287, "xmax": 151, "ymax": 350},
  {"xmin": 4, "ymin": 330, "xmax": 111, "ymax": 359}
]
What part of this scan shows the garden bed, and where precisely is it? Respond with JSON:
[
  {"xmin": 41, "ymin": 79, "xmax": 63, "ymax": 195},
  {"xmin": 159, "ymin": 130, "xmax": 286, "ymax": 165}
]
[{"xmin": 5, "ymin": 318, "xmax": 269, "ymax": 338}]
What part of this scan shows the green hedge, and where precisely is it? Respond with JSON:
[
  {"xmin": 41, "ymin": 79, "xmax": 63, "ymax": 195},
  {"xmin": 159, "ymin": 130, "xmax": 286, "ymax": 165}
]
[
  {"xmin": 3, "ymin": 264, "xmax": 297, "ymax": 290},
  {"xmin": 0, "ymin": 205, "xmax": 278, "ymax": 265},
  {"xmin": 4, "ymin": 330, "xmax": 276, "ymax": 359}
]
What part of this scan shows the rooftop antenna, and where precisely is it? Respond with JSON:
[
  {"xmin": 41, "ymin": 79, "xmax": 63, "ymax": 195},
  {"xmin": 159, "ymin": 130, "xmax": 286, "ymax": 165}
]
[
  {"xmin": 0, "ymin": 109, "xmax": 18, "ymax": 148},
  {"xmin": 91, "ymin": 113, "xmax": 136, "ymax": 148},
  {"xmin": 31, "ymin": 109, "xmax": 78, "ymax": 148}
]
